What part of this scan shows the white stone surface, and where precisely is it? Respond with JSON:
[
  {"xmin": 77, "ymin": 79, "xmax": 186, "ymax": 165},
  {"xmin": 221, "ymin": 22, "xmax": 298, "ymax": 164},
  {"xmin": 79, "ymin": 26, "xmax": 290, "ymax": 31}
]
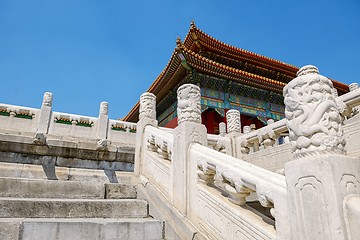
[
  {"xmin": 344, "ymin": 195, "xmax": 360, "ymax": 239},
  {"xmin": 0, "ymin": 197, "xmax": 148, "ymax": 218},
  {"xmin": 0, "ymin": 177, "xmax": 105, "ymax": 199},
  {"xmin": 285, "ymin": 154, "xmax": 360, "ymax": 240},
  {"xmin": 18, "ymin": 218, "xmax": 164, "ymax": 240}
]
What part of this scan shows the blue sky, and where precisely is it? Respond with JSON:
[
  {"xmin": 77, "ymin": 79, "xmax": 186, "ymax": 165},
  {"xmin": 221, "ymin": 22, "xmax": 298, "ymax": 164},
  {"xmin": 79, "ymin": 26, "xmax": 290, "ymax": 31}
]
[{"xmin": 0, "ymin": 0, "xmax": 359, "ymax": 120}]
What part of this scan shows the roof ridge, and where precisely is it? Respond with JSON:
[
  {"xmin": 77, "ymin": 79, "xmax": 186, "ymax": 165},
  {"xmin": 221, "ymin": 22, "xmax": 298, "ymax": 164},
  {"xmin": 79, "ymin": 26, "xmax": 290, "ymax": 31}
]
[
  {"xmin": 178, "ymin": 44, "xmax": 286, "ymax": 87},
  {"xmin": 189, "ymin": 23, "xmax": 299, "ymax": 71}
]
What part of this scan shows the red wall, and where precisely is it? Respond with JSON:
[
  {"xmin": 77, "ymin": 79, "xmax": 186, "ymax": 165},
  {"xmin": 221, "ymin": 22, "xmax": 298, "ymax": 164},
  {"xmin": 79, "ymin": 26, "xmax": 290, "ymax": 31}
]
[{"xmin": 164, "ymin": 116, "xmax": 178, "ymax": 129}]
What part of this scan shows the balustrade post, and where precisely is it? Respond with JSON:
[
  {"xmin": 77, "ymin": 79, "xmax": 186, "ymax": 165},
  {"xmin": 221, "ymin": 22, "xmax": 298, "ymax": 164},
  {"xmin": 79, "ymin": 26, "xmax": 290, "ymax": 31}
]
[
  {"xmin": 226, "ymin": 109, "xmax": 241, "ymax": 156},
  {"xmin": 262, "ymin": 119, "xmax": 277, "ymax": 148},
  {"xmin": 37, "ymin": 92, "xmax": 53, "ymax": 134},
  {"xmin": 284, "ymin": 65, "xmax": 360, "ymax": 240},
  {"xmin": 219, "ymin": 122, "xmax": 226, "ymax": 136},
  {"xmin": 96, "ymin": 102, "xmax": 109, "ymax": 150},
  {"xmin": 134, "ymin": 92, "xmax": 158, "ymax": 175},
  {"xmin": 239, "ymin": 126, "xmax": 252, "ymax": 154},
  {"xmin": 34, "ymin": 92, "xmax": 53, "ymax": 145},
  {"xmin": 172, "ymin": 84, "xmax": 207, "ymax": 220},
  {"xmin": 349, "ymin": 83, "xmax": 360, "ymax": 116}
]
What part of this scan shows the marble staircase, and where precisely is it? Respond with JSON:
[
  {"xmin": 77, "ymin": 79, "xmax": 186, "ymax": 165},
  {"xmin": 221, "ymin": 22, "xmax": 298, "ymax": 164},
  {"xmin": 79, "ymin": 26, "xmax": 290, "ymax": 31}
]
[{"xmin": 0, "ymin": 163, "xmax": 165, "ymax": 240}]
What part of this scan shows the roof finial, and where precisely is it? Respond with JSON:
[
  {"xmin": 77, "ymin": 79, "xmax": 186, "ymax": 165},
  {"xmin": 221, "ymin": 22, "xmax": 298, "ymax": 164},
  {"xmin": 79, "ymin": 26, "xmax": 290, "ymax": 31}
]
[
  {"xmin": 176, "ymin": 36, "xmax": 182, "ymax": 47},
  {"xmin": 190, "ymin": 20, "xmax": 196, "ymax": 29}
]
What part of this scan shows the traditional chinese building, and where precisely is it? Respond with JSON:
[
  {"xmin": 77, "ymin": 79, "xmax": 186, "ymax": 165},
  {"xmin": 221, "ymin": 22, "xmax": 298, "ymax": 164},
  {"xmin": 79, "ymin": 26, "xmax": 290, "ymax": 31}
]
[{"xmin": 124, "ymin": 22, "xmax": 349, "ymax": 134}]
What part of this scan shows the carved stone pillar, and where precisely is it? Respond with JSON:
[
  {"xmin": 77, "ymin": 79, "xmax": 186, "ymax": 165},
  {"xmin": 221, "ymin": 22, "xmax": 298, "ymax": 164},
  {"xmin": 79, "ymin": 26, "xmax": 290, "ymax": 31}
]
[
  {"xmin": 139, "ymin": 92, "xmax": 156, "ymax": 120},
  {"xmin": 226, "ymin": 109, "xmax": 241, "ymax": 134},
  {"xmin": 97, "ymin": 101, "xmax": 109, "ymax": 141},
  {"xmin": 284, "ymin": 65, "xmax": 360, "ymax": 240},
  {"xmin": 240, "ymin": 126, "xmax": 251, "ymax": 154},
  {"xmin": 177, "ymin": 84, "xmax": 201, "ymax": 125},
  {"xmin": 173, "ymin": 84, "xmax": 207, "ymax": 220},
  {"xmin": 284, "ymin": 65, "xmax": 345, "ymax": 158},
  {"xmin": 261, "ymin": 119, "xmax": 277, "ymax": 148},
  {"xmin": 134, "ymin": 92, "xmax": 158, "ymax": 175},
  {"xmin": 219, "ymin": 122, "xmax": 226, "ymax": 136},
  {"xmin": 42, "ymin": 92, "xmax": 53, "ymax": 107},
  {"xmin": 225, "ymin": 109, "xmax": 241, "ymax": 157},
  {"xmin": 349, "ymin": 83, "xmax": 359, "ymax": 116},
  {"xmin": 99, "ymin": 101, "xmax": 108, "ymax": 116},
  {"xmin": 36, "ymin": 92, "xmax": 53, "ymax": 135}
]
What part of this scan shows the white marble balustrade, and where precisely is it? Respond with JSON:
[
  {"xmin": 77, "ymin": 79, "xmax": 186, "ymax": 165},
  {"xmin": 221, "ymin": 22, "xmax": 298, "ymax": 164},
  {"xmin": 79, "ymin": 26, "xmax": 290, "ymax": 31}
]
[
  {"xmin": 0, "ymin": 103, "xmax": 40, "ymax": 135},
  {"xmin": 233, "ymin": 86, "xmax": 360, "ymax": 171},
  {"xmin": 192, "ymin": 143, "xmax": 290, "ymax": 239},
  {"xmin": 0, "ymin": 93, "xmax": 137, "ymax": 149}
]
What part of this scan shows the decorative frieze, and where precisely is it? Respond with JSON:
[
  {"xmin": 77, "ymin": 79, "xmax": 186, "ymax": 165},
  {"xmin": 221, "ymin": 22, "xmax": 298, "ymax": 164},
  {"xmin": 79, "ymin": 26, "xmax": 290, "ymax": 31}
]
[
  {"xmin": 177, "ymin": 84, "xmax": 201, "ymax": 124},
  {"xmin": 283, "ymin": 65, "xmax": 345, "ymax": 158}
]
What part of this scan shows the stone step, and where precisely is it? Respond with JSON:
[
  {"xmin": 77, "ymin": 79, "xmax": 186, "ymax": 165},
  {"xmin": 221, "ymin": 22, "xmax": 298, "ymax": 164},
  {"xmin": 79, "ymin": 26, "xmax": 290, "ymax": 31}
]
[
  {"xmin": 0, "ymin": 162, "xmax": 136, "ymax": 183},
  {"xmin": 0, "ymin": 218, "xmax": 165, "ymax": 240},
  {"xmin": 0, "ymin": 198, "xmax": 148, "ymax": 218},
  {"xmin": 105, "ymin": 183, "xmax": 137, "ymax": 199},
  {"xmin": 0, "ymin": 177, "xmax": 105, "ymax": 199},
  {"xmin": 0, "ymin": 177, "xmax": 138, "ymax": 199}
]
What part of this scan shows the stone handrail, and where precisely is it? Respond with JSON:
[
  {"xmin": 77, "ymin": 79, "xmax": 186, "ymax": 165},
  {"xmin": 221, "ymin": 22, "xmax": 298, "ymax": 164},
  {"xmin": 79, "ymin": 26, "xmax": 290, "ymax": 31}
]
[
  {"xmin": 144, "ymin": 125, "xmax": 173, "ymax": 161},
  {"xmin": 192, "ymin": 142, "xmax": 290, "ymax": 237},
  {"xmin": 338, "ymin": 87, "xmax": 360, "ymax": 109},
  {"xmin": 157, "ymin": 126, "xmax": 231, "ymax": 153},
  {"xmin": 193, "ymin": 143, "xmax": 286, "ymax": 207},
  {"xmin": 236, "ymin": 119, "xmax": 288, "ymax": 156}
]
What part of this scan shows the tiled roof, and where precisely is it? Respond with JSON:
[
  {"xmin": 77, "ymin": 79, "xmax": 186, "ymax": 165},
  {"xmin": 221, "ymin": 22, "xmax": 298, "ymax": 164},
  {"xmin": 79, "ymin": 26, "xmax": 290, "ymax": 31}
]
[{"xmin": 123, "ymin": 22, "xmax": 349, "ymax": 122}]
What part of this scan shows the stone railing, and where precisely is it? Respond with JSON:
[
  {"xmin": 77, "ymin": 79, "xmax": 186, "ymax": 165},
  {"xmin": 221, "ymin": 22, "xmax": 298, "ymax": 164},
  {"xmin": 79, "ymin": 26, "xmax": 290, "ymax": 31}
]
[
  {"xmin": 232, "ymin": 85, "xmax": 360, "ymax": 172},
  {"xmin": 0, "ymin": 103, "xmax": 40, "ymax": 134},
  {"xmin": 0, "ymin": 93, "xmax": 137, "ymax": 148},
  {"xmin": 144, "ymin": 125, "xmax": 173, "ymax": 161},
  {"xmin": 158, "ymin": 126, "xmax": 231, "ymax": 153},
  {"xmin": 206, "ymin": 133, "xmax": 231, "ymax": 154},
  {"xmin": 135, "ymin": 67, "xmax": 360, "ymax": 240},
  {"xmin": 193, "ymin": 143, "xmax": 290, "ymax": 239},
  {"xmin": 0, "ymin": 93, "xmax": 137, "ymax": 173},
  {"xmin": 49, "ymin": 112, "xmax": 98, "ymax": 139},
  {"xmin": 135, "ymin": 85, "xmax": 283, "ymax": 240}
]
